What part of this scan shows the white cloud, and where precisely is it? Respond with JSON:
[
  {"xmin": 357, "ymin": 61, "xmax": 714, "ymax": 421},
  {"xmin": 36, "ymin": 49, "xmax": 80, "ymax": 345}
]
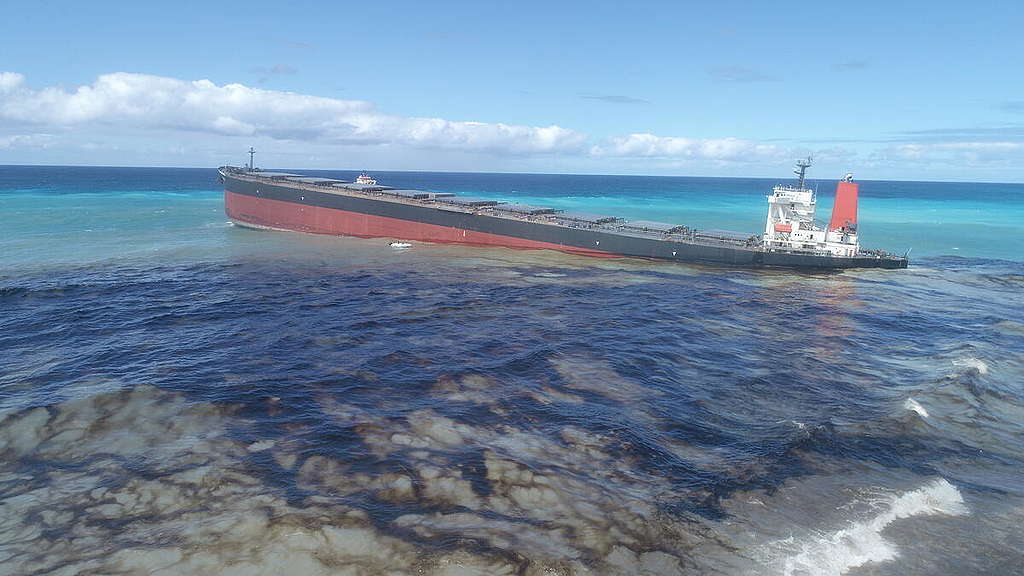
[
  {"xmin": 886, "ymin": 141, "xmax": 1023, "ymax": 163},
  {"xmin": 212, "ymin": 115, "xmax": 257, "ymax": 136},
  {"xmin": 0, "ymin": 133, "xmax": 55, "ymax": 149},
  {"xmin": 593, "ymin": 133, "xmax": 785, "ymax": 161},
  {"xmin": 0, "ymin": 72, "xmax": 588, "ymax": 155},
  {"xmin": 0, "ymin": 71, "xmax": 863, "ymax": 171},
  {"xmin": 0, "ymin": 72, "xmax": 25, "ymax": 92}
]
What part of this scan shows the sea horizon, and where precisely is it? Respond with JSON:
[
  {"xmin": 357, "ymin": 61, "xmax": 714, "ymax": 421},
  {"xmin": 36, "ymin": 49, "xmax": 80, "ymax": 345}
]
[{"xmin": 5, "ymin": 162, "xmax": 1024, "ymax": 186}]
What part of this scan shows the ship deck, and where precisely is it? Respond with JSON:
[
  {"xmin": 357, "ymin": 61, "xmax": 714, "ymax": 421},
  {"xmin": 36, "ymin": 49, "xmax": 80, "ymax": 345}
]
[{"xmin": 222, "ymin": 168, "xmax": 765, "ymax": 253}]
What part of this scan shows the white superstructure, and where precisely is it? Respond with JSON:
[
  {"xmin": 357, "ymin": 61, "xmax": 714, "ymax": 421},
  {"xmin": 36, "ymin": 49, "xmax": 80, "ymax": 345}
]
[{"xmin": 762, "ymin": 158, "xmax": 860, "ymax": 257}]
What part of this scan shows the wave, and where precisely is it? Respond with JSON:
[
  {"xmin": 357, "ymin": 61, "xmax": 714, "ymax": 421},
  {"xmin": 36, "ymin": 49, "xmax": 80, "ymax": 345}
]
[
  {"xmin": 780, "ymin": 478, "xmax": 967, "ymax": 576},
  {"xmin": 903, "ymin": 398, "xmax": 929, "ymax": 419},
  {"xmin": 952, "ymin": 357, "xmax": 989, "ymax": 376}
]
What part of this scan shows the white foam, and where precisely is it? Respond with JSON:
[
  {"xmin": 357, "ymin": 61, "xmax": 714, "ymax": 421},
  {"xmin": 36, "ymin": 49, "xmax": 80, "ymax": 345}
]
[
  {"xmin": 953, "ymin": 357, "xmax": 989, "ymax": 375},
  {"xmin": 903, "ymin": 398, "xmax": 929, "ymax": 419},
  {"xmin": 781, "ymin": 478, "xmax": 967, "ymax": 576}
]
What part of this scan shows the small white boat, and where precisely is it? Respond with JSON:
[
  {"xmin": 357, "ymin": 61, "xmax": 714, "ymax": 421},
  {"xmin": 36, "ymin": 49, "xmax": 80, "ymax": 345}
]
[{"xmin": 389, "ymin": 242, "xmax": 412, "ymax": 249}]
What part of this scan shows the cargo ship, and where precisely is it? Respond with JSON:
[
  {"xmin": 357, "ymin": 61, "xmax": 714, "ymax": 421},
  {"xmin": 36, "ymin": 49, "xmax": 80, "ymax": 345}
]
[{"xmin": 220, "ymin": 152, "xmax": 907, "ymax": 269}]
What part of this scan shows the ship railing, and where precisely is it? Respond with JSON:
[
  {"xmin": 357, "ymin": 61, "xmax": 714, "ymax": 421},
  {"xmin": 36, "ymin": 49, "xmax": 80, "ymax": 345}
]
[
  {"xmin": 765, "ymin": 246, "xmax": 839, "ymax": 257},
  {"xmin": 601, "ymin": 224, "xmax": 759, "ymax": 248}
]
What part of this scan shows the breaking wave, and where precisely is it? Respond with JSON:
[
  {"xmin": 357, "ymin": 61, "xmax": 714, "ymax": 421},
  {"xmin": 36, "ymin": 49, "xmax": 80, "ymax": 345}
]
[
  {"xmin": 780, "ymin": 479, "xmax": 967, "ymax": 576},
  {"xmin": 903, "ymin": 398, "xmax": 929, "ymax": 419},
  {"xmin": 952, "ymin": 357, "xmax": 989, "ymax": 376}
]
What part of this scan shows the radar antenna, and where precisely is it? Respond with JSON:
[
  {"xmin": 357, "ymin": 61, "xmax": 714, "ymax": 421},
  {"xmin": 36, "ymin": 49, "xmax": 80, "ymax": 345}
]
[
  {"xmin": 794, "ymin": 156, "xmax": 812, "ymax": 189},
  {"xmin": 247, "ymin": 147, "xmax": 256, "ymax": 172}
]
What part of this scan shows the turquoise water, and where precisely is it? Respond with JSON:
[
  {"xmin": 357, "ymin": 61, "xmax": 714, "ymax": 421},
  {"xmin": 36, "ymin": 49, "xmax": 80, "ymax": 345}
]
[{"xmin": 3, "ymin": 166, "xmax": 1020, "ymax": 265}]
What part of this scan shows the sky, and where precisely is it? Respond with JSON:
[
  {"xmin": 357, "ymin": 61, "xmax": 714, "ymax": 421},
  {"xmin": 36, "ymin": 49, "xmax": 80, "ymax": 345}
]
[{"xmin": 1, "ymin": 0, "xmax": 1022, "ymax": 181}]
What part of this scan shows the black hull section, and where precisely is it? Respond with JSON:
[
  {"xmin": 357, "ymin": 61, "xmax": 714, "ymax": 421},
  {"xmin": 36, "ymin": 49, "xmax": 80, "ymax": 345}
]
[{"xmin": 222, "ymin": 173, "xmax": 908, "ymax": 270}]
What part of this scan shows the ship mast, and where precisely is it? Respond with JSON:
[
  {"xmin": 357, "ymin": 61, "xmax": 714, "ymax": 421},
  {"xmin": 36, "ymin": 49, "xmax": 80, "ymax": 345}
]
[
  {"xmin": 794, "ymin": 156, "xmax": 812, "ymax": 189},
  {"xmin": 247, "ymin": 147, "xmax": 256, "ymax": 172}
]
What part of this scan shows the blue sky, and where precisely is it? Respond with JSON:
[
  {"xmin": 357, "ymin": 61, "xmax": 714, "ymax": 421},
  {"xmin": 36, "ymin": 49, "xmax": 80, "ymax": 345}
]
[{"xmin": 1, "ymin": 0, "xmax": 1022, "ymax": 181}]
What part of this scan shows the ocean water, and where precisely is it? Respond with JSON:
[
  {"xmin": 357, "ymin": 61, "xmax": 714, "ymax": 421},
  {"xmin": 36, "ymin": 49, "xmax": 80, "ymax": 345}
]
[{"xmin": 1, "ymin": 165, "xmax": 1023, "ymax": 575}]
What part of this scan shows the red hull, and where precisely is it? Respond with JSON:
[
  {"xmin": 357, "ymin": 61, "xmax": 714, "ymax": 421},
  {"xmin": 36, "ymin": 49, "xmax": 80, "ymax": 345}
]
[{"xmin": 225, "ymin": 191, "xmax": 618, "ymax": 257}]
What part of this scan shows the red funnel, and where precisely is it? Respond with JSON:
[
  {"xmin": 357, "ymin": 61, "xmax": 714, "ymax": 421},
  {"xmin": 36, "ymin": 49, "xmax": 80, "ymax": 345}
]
[{"xmin": 829, "ymin": 180, "xmax": 858, "ymax": 231}]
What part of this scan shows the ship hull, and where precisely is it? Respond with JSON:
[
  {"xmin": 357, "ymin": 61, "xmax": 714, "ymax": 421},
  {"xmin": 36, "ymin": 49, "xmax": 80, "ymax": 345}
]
[{"xmin": 222, "ymin": 172, "xmax": 907, "ymax": 270}]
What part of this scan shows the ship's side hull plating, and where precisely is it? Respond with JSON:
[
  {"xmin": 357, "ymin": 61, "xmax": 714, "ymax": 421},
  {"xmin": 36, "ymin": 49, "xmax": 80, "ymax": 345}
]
[
  {"xmin": 222, "ymin": 173, "xmax": 907, "ymax": 269},
  {"xmin": 226, "ymin": 191, "xmax": 617, "ymax": 257}
]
